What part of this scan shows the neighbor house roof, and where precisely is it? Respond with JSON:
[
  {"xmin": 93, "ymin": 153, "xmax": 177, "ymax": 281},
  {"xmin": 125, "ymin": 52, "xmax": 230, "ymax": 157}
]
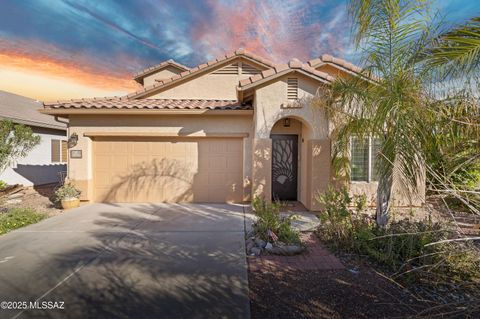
[
  {"xmin": 238, "ymin": 58, "xmax": 335, "ymax": 90},
  {"xmin": 0, "ymin": 90, "xmax": 66, "ymax": 130},
  {"xmin": 133, "ymin": 59, "xmax": 190, "ymax": 84},
  {"xmin": 128, "ymin": 49, "xmax": 276, "ymax": 99},
  {"xmin": 43, "ymin": 97, "xmax": 252, "ymax": 111}
]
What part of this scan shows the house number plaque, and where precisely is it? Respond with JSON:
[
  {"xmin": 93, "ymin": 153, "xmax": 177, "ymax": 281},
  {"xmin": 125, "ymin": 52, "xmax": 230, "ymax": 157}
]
[{"xmin": 70, "ymin": 150, "xmax": 82, "ymax": 159}]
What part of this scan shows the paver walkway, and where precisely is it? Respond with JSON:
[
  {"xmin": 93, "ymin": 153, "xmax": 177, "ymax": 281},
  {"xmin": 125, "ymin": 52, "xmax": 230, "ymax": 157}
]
[{"xmin": 248, "ymin": 232, "xmax": 344, "ymax": 272}]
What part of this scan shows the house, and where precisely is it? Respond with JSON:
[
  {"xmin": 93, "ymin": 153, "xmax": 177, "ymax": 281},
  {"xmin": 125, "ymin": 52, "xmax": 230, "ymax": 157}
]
[
  {"xmin": 40, "ymin": 49, "xmax": 424, "ymax": 210},
  {"xmin": 0, "ymin": 90, "xmax": 67, "ymax": 186}
]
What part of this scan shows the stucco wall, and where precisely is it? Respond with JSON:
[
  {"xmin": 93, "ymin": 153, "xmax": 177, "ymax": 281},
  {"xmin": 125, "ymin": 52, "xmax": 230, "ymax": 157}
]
[
  {"xmin": 146, "ymin": 59, "xmax": 268, "ymax": 100},
  {"xmin": 253, "ymin": 74, "xmax": 329, "ymax": 139},
  {"xmin": 67, "ymin": 114, "xmax": 253, "ymax": 201},
  {"xmin": 148, "ymin": 73, "xmax": 247, "ymax": 100},
  {"xmin": 143, "ymin": 66, "xmax": 184, "ymax": 87},
  {"xmin": 0, "ymin": 126, "xmax": 66, "ymax": 186}
]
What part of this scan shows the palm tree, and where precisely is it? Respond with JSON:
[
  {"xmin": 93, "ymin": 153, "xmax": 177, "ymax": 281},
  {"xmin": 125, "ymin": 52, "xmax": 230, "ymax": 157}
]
[
  {"xmin": 321, "ymin": 0, "xmax": 435, "ymax": 226},
  {"xmin": 425, "ymin": 16, "xmax": 480, "ymax": 79},
  {"xmin": 422, "ymin": 15, "xmax": 480, "ymax": 212}
]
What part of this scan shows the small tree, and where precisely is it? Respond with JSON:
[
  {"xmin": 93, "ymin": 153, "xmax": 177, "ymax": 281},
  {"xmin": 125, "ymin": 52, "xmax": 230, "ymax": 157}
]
[{"xmin": 0, "ymin": 120, "xmax": 41, "ymax": 175}]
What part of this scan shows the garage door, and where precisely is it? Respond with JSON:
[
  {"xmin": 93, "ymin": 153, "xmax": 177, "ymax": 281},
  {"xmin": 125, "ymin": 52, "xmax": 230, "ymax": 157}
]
[{"xmin": 93, "ymin": 137, "xmax": 243, "ymax": 203}]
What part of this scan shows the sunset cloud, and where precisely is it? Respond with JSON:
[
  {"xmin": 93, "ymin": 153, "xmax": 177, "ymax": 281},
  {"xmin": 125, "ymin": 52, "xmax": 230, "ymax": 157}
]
[{"xmin": 0, "ymin": 0, "xmax": 477, "ymax": 101}]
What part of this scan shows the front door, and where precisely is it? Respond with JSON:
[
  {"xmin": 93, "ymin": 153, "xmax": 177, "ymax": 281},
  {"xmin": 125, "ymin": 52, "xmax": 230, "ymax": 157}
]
[{"xmin": 271, "ymin": 134, "xmax": 298, "ymax": 201}]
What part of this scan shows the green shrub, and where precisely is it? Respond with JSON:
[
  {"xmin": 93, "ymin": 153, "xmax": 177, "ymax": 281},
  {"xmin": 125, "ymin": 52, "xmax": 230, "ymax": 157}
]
[
  {"xmin": 0, "ymin": 180, "xmax": 7, "ymax": 191},
  {"xmin": 316, "ymin": 186, "xmax": 369, "ymax": 250},
  {"xmin": 0, "ymin": 208, "xmax": 46, "ymax": 235},
  {"xmin": 252, "ymin": 197, "xmax": 300, "ymax": 244},
  {"xmin": 54, "ymin": 182, "xmax": 81, "ymax": 202},
  {"xmin": 316, "ymin": 187, "xmax": 480, "ymax": 284}
]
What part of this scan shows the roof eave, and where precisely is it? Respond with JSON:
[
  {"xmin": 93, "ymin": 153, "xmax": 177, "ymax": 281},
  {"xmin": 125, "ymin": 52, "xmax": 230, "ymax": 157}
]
[
  {"xmin": 0, "ymin": 115, "xmax": 66, "ymax": 131},
  {"xmin": 39, "ymin": 109, "xmax": 254, "ymax": 116}
]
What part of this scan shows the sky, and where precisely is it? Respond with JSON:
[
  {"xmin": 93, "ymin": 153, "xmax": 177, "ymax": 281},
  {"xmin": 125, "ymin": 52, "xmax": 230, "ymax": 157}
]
[{"xmin": 0, "ymin": 0, "xmax": 478, "ymax": 101}]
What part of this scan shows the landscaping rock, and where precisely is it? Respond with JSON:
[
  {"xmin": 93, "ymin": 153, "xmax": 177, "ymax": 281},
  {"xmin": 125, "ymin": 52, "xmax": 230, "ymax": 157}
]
[
  {"xmin": 255, "ymin": 238, "xmax": 267, "ymax": 248},
  {"xmin": 246, "ymin": 238, "xmax": 255, "ymax": 253},
  {"xmin": 268, "ymin": 245, "xmax": 305, "ymax": 256},
  {"xmin": 7, "ymin": 192, "xmax": 24, "ymax": 200},
  {"xmin": 265, "ymin": 242, "xmax": 273, "ymax": 250},
  {"xmin": 251, "ymin": 247, "xmax": 262, "ymax": 256},
  {"xmin": 5, "ymin": 199, "xmax": 22, "ymax": 205},
  {"xmin": 280, "ymin": 212, "xmax": 321, "ymax": 232}
]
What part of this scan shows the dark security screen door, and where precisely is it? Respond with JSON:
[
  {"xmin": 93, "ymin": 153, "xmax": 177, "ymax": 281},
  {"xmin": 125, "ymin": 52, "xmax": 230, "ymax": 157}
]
[{"xmin": 271, "ymin": 134, "xmax": 298, "ymax": 201}]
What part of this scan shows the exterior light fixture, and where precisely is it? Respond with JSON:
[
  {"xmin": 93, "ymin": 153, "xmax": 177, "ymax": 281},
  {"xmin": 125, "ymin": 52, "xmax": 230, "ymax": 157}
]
[
  {"xmin": 68, "ymin": 133, "xmax": 78, "ymax": 148},
  {"xmin": 283, "ymin": 118, "xmax": 291, "ymax": 127}
]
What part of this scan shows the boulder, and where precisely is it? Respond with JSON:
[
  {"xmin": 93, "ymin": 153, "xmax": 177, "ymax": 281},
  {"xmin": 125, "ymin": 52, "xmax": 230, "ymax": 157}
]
[
  {"xmin": 7, "ymin": 192, "xmax": 24, "ymax": 200},
  {"xmin": 254, "ymin": 238, "xmax": 267, "ymax": 248},
  {"xmin": 268, "ymin": 245, "xmax": 305, "ymax": 256},
  {"xmin": 265, "ymin": 242, "xmax": 273, "ymax": 250},
  {"xmin": 245, "ymin": 238, "xmax": 255, "ymax": 253},
  {"xmin": 251, "ymin": 247, "xmax": 262, "ymax": 256}
]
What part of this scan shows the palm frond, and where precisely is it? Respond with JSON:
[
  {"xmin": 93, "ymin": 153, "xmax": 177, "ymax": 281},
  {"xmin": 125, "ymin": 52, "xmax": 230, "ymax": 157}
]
[{"xmin": 425, "ymin": 16, "xmax": 480, "ymax": 78}]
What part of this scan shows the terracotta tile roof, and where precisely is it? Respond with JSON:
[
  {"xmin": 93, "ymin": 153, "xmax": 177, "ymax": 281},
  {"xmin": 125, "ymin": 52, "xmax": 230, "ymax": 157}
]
[
  {"xmin": 128, "ymin": 48, "xmax": 276, "ymax": 99},
  {"xmin": 238, "ymin": 58, "xmax": 335, "ymax": 88},
  {"xmin": 307, "ymin": 54, "xmax": 363, "ymax": 74},
  {"xmin": 43, "ymin": 97, "xmax": 252, "ymax": 111},
  {"xmin": 133, "ymin": 59, "xmax": 190, "ymax": 83}
]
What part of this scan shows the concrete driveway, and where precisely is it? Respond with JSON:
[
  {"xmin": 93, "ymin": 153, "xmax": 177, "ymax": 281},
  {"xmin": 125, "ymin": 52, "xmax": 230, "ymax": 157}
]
[{"xmin": 0, "ymin": 203, "xmax": 249, "ymax": 319}]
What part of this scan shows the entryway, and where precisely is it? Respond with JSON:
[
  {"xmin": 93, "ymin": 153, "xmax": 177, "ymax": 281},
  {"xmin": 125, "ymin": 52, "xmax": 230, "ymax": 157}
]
[{"xmin": 271, "ymin": 134, "xmax": 298, "ymax": 201}]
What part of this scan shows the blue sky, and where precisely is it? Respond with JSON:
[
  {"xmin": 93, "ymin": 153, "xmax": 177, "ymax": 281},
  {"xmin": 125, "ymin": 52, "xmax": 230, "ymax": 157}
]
[{"xmin": 0, "ymin": 0, "xmax": 478, "ymax": 100}]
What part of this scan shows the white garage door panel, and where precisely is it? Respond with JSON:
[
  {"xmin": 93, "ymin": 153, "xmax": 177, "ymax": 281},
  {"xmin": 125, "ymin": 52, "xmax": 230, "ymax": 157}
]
[{"xmin": 93, "ymin": 137, "xmax": 243, "ymax": 203}]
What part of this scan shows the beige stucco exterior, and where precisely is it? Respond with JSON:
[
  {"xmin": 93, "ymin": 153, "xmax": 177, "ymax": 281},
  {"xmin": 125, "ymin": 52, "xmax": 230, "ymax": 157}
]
[
  {"xmin": 52, "ymin": 53, "xmax": 424, "ymax": 210},
  {"xmin": 68, "ymin": 113, "xmax": 253, "ymax": 202},
  {"xmin": 146, "ymin": 59, "xmax": 268, "ymax": 100},
  {"xmin": 142, "ymin": 65, "xmax": 185, "ymax": 86}
]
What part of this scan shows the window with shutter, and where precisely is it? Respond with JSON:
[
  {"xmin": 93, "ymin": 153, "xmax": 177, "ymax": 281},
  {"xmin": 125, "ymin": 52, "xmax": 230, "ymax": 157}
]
[
  {"xmin": 51, "ymin": 139, "xmax": 67, "ymax": 163},
  {"xmin": 287, "ymin": 78, "xmax": 298, "ymax": 100},
  {"xmin": 61, "ymin": 140, "xmax": 68, "ymax": 163},
  {"xmin": 51, "ymin": 139, "xmax": 60, "ymax": 163}
]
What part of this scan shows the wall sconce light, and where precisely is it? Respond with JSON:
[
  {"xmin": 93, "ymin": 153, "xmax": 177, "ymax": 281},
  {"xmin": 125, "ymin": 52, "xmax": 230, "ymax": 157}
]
[
  {"xmin": 283, "ymin": 118, "xmax": 291, "ymax": 127},
  {"xmin": 68, "ymin": 133, "xmax": 78, "ymax": 148}
]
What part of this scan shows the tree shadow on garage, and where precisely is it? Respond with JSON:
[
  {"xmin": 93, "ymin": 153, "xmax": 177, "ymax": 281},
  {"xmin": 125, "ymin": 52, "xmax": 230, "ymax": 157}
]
[{"xmin": 101, "ymin": 158, "xmax": 197, "ymax": 203}]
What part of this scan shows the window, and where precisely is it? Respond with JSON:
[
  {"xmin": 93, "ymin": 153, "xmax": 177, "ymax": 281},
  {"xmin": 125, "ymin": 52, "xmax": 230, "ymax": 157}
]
[
  {"xmin": 350, "ymin": 136, "xmax": 382, "ymax": 182},
  {"xmin": 287, "ymin": 78, "xmax": 298, "ymax": 100},
  {"xmin": 51, "ymin": 139, "xmax": 67, "ymax": 163}
]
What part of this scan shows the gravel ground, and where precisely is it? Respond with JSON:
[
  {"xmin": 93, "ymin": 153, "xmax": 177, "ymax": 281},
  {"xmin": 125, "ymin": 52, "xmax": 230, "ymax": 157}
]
[
  {"xmin": 249, "ymin": 258, "xmax": 433, "ymax": 319},
  {"xmin": 1, "ymin": 184, "xmax": 64, "ymax": 217}
]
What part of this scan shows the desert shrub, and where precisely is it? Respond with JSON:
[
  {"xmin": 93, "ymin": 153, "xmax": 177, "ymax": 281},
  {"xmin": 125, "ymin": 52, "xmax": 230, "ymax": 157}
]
[
  {"xmin": 0, "ymin": 180, "xmax": 7, "ymax": 191},
  {"xmin": 316, "ymin": 186, "xmax": 370, "ymax": 250},
  {"xmin": 54, "ymin": 182, "xmax": 81, "ymax": 202},
  {"xmin": 316, "ymin": 187, "xmax": 480, "ymax": 284},
  {"xmin": 0, "ymin": 208, "xmax": 46, "ymax": 235},
  {"xmin": 252, "ymin": 197, "xmax": 300, "ymax": 244}
]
